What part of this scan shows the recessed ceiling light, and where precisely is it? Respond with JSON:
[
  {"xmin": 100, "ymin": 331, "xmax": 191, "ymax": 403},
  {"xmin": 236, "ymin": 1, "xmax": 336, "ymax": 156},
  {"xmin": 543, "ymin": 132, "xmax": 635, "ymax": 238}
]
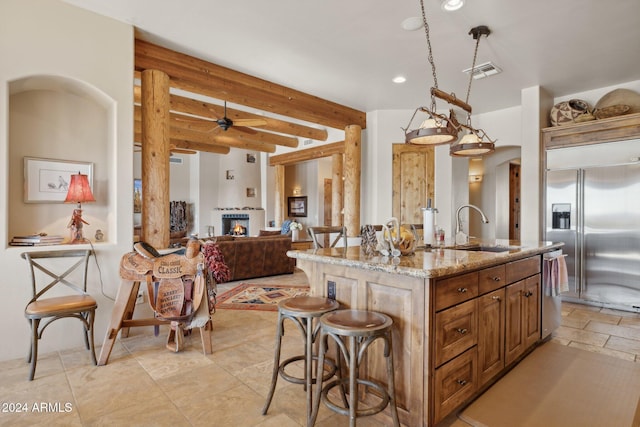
[
  {"xmin": 401, "ymin": 16, "xmax": 423, "ymax": 31},
  {"xmin": 441, "ymin": 0, "xmax": 465, "ymax": 12},
  {"xmin": 392, "ymin": 76, "xmax": 407, "ymax": 84}
]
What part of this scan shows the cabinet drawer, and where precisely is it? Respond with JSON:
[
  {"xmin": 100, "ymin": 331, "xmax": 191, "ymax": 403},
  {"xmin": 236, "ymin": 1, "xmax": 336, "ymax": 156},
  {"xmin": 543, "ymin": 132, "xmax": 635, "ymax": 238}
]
[
  {"xmin": 506, "ymin": 256, "xmax": 540, "ymax": 283},
  {"xmin": 478, "ymin": 264, "xmax": 506, "ymax": 294},
  {"xmin": 435, "ymin": 299, "xmax": 478, "ymax": 366},
  {"xmin": 435, "ymin": 272, "xmax": 479, "ymax": 311},
  {"xmin": 434, "ymin": 346, "xmax": 478, "ymax": 424}
]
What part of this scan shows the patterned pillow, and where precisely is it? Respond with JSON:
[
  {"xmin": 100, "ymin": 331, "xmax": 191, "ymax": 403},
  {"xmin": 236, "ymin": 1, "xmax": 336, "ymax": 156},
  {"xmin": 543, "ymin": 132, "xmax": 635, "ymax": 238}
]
[{"xmin": 281, "ymin": 220, "xmax": 293, "ymax": 234}]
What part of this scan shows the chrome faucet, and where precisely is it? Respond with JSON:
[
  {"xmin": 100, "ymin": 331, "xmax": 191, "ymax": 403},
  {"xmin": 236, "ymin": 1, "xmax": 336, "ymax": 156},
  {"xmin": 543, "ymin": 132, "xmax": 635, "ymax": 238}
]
[{"xmin": 455, "ymin": 204, "xmax": 489, "ymax": 245}]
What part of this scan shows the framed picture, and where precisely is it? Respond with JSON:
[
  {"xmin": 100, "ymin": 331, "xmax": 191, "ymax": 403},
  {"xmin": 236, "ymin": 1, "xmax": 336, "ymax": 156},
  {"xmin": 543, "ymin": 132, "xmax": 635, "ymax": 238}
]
[
  {"xmin": 133, "ymin": 179, "xmax": 142, "ymax": 213},
  {"xmin": 24, "ymin": 157, "xmax": 93, "ymax": 203},
  {"xmin": 246, "ymin": 153, "xmax": 256, "ymax": 163},
  {"xmin": 288, "ymin": 196, "xmax": 307, "ymax": 217},
  {"xmin": 226, "ymin": 170, "xmax": 235, "ymax": 180},
  {"xmin": 246, "ymin": 187, "xmax": 256, "ymax": 198}
]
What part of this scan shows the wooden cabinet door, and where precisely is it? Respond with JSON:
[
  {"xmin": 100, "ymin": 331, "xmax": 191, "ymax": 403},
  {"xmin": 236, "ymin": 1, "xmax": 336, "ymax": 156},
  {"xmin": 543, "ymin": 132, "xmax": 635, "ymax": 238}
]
[
  {"xmin": 505, "ymin": 280, "xmax": 524, "ymax": 365},
  {"xmin": 433, "ymin": 347, "xmax": 477, "ymax": 425},
  {"xmin": 523, "ymin": 274, "xmax": 541, "ymax": 349},
  {"xmin": 434, "ymin": 299, "xmax": 478, "ymax": 367},
  {"xmin": 477, "ymin": 288, "xmax": 505, "ymax": 387},
  {"xmin": 392, "ymin": 143, "xmax": 434, "ymax": 225}
]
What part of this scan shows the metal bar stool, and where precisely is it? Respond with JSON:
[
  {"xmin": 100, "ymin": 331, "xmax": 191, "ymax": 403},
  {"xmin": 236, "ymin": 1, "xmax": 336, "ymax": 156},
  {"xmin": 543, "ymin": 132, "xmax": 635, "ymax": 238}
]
[
  {"xmin": 262, "ymin": 296, "xmax": 340, "ymax": 421},
  {"xmin": 308, "ymin": 309, "xmax": 400, "ymax": 427}
]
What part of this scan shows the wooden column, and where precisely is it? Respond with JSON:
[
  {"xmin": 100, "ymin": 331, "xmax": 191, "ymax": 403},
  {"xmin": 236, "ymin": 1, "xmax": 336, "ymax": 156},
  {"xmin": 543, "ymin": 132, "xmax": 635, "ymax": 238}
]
[
  {"xmin": 331, "ymin": 153, "xmax": 343, "ymax": 226},
  {"xmin": 141, "ymin": 69, "xmax": 171, "ymax": 248},
  {"xmin": 343, "ymin": 125, "xmax": 361, "ymax": 237},
  {"xmin": 274, "ymin": 164, "xmax": 285, "ymax": 227}
]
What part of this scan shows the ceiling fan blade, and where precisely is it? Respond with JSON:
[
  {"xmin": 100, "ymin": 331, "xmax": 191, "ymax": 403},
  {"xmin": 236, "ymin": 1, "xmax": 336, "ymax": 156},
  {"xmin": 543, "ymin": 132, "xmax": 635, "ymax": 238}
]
[
  {"xmin": 233, "ymin": 126, "xmax": 258, "ymax": 135},
  {"xmin": 233, "ymin": 118, "xmax": 268, "ymax": 127}
]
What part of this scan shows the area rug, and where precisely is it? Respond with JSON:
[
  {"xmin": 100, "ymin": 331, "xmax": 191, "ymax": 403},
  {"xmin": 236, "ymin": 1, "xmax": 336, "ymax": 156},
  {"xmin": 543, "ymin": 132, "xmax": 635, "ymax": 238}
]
[
  {"xmin": 216, "ymin": 283, "xmax": 309, "ymax": 311},
  {"xmin": 458, "ymin": 341, "xmax": 640, "ymax": 427}
]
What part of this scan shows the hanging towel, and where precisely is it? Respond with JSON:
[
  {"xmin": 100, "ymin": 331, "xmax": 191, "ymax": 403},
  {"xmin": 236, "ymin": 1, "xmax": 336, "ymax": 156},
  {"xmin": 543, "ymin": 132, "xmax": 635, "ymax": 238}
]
[
  {"xmin": 545, "ymin": 255, "xmax": 569, "ymax": 296},
  {"xmin": 557, "ymin": 255, "xmax": 569, "ymax": 294}
]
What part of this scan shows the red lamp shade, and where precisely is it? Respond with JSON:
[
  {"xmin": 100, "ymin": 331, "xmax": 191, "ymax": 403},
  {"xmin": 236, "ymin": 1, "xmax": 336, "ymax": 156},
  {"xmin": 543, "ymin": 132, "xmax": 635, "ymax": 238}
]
[{"xmin": 64, "ymin": 173, "xmax": 95, "ymax": 205}]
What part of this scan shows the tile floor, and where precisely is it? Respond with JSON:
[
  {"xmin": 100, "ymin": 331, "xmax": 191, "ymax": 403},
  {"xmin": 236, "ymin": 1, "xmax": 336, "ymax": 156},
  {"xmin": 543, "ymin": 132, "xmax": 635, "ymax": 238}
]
[{"xmin": 0, "ymin": 270, "xmax": 638, "ymax": 426}]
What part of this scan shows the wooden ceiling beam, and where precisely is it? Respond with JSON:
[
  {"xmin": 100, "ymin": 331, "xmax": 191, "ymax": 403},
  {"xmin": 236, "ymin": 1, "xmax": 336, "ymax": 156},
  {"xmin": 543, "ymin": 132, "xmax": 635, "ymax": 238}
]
[
  {"xmin": 133, "ymin": 122, "xmax": 276, "ymax": 154},
  {"xmin": 170, "ymin": 139, "xmax": 231, "ymax": 155},
  {"xmin": 134, "ymin": 85, "xmax": 328, "ymax": 142},
  {"xmin": 135, "ymin": 39, "xmax": 366, "ymax": 130},
  {"xmin": 269, "ymin": 141, "xmax": 345, "ymax": 166},
  {"xmin": 134, "ymin": 105, "xmax": 298, "ymax": 148},
  {"xmin": 134, "ymin": 120, "xmax": 277, "ymax": 153},
  {"xmin": 134, "ymin": 134, "xmax": 231, "ymax": 155}
]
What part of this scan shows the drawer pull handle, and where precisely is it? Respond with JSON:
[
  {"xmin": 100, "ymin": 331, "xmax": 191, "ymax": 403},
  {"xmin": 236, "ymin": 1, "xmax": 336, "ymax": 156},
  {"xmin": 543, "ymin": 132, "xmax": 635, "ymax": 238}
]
[
  {"xmin": 457, "ymin": 287, "xmax": 468, "ymax": 293},
  {"xmin": 492, "ymin": 277, "xmax": 501, "ymax": 282},
  {"xmin": 524, "ymin": 291, "xmax": 533, "ymax": 297},
  {"xmin": 492, "ymin": 295, "xmax": 501, "ymax": 301},
  {"xmin": 457, "ymin": 379, "xmax": 468, "ymax": 386},
  {"xmin": 456, "ymin": 328, "xmax": 468, "ymax": 335}
]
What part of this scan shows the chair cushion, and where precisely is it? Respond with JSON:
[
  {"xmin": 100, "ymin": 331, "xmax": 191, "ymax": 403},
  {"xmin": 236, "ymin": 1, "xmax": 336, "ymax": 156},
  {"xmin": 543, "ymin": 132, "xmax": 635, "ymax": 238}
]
[{"xmin": 25, "ymin": 295, "xmax": 97, "ymax": 317}]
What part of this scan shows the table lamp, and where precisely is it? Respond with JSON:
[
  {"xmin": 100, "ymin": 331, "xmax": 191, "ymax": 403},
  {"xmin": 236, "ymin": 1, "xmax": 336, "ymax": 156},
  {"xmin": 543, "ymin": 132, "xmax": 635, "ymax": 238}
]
[{"xmin": 64, "ymin": 172, "xmax": 96, "ymax": 243}]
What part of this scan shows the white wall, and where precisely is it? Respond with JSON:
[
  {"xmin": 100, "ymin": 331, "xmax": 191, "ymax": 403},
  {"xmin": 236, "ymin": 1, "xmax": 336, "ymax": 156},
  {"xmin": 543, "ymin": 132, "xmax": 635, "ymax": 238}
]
[{"xmin": 0, "ymin": 0, "xmax": 133, "ymax": 361}]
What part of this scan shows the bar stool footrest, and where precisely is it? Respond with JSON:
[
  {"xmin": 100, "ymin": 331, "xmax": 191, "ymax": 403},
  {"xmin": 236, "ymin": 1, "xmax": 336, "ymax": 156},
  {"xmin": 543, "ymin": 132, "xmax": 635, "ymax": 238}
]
[
  {"xmin": 321, "ymin": 377, "xmax": 390, "ymax": 418},
  {"xmin": 279, "ymin": 354, "xmax": 337, "ymax": 385}
]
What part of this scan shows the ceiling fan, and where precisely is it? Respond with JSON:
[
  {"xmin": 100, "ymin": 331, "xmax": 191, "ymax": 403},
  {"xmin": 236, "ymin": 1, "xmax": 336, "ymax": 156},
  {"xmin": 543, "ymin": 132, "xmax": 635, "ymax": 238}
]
[{"xmin": 209, "ymin": 101, "xmax": 267, "ymax": 133}]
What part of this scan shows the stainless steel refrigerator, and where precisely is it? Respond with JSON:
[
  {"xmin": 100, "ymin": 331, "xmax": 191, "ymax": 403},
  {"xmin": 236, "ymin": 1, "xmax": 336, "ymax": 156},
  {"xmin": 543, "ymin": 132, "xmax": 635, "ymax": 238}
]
[{"xmin": 544, "ymin": 139, "xmax": 640, "ymax": 312}]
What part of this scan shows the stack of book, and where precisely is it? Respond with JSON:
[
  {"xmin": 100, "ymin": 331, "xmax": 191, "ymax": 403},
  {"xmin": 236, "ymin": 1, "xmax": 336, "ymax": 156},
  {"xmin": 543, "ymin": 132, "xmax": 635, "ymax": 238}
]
[{"xmin": 10, "ymin": 234, "xmax": 65, "ymax": 246}]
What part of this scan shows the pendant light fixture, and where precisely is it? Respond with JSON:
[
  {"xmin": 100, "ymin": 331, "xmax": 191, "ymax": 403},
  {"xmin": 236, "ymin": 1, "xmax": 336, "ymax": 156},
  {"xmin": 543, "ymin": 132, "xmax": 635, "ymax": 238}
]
[
  {"xmin": 404, "ymin": 0, "xmax": 496, "ymax": 156},
  {"xmin": 403, "ymin": 0, "xmax": 458, "ymax": 146},
  {"xmin": 450, "ymin": 25, "xmax": 495, "ymax": 157}
]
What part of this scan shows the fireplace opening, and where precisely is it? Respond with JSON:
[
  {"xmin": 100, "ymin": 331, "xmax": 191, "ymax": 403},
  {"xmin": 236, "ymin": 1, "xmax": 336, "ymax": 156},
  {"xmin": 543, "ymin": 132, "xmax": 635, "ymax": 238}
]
[{"xmin": 222, "ymin": 213, "xmax": 249, "ymax": 235}]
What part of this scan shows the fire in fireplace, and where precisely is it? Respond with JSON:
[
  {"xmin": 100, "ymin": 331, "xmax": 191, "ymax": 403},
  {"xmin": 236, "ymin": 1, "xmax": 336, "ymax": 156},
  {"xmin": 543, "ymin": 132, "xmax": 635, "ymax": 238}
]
[
  {"xmin": 232, "ymin": 222, "xmax": 246, "ymax": 236},
  {"xmin": 222, "ymin": 213, "xmax": 250, "ymax": 235}
]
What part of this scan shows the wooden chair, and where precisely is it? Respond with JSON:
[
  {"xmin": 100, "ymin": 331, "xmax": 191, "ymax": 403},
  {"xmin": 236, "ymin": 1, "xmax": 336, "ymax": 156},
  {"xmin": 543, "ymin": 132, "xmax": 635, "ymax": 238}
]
[
  {"xmin": 22, "ymin": 249, "xmax": 97, "ymax": 380},
  {"xmin": 307, "ymin": 226, "xmax": 347, "ymax": 249}
]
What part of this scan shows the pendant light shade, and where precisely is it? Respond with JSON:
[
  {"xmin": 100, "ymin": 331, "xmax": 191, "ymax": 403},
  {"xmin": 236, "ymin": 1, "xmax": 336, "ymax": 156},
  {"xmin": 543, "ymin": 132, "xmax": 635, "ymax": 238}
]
[
  {"xmin": 405, "ymin": 116, "xmax": 458, "ymax": 145},
  {"xmin": 450, "ymin": 131, "xmax": 495, "ymax": 156}
]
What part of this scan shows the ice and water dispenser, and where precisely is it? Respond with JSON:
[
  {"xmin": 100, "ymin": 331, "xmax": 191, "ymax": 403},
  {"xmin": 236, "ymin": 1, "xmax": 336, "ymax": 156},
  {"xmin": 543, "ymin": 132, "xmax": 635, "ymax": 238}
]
[{"xmin": 552, "ymin": 204, "xmax": 571, "ymax": 229}]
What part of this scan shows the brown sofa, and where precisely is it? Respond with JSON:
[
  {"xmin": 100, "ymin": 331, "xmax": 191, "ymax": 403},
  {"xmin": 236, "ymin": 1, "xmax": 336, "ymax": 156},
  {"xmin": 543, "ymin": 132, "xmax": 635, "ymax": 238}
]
[{"xmin": 214, "ymin": 235, "xmax": 295, "ymax": 282}]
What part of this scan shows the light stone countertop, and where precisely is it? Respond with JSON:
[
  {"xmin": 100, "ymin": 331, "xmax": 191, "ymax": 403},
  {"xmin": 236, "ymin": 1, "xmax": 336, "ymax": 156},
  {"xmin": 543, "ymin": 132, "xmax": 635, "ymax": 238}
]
[{"xmin": 288, "ymin": 238, "xmax": 563, "ymax": 279}]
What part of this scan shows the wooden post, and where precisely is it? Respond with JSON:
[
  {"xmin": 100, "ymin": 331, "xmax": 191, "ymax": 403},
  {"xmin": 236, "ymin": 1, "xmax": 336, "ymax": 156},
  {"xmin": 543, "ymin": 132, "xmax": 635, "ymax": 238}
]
[
  {"xmin": 274, "ymin": 164, "xmax": 285, "ymax": 227},
  {"xmin": 141, "ymin": 69, "xmax": 170, "ymax": 248},
  {"xmin": 343, "ymin": 125, "xmax": 361, "ymax": 237},
  {"xmin": 331, "ymin": 153, "xmax": 343, "ymax": 226}
]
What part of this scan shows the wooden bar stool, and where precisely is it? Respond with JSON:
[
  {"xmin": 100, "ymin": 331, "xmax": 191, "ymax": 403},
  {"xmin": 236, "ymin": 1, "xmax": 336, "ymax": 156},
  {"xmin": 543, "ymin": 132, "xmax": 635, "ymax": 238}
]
[
  {"xmin": 308, "ymin": 309, "xmax": 400, "ymax": 427},
  {"xmin": 262, "ymin": 296, "xmax": 340, "ymax": 422}
]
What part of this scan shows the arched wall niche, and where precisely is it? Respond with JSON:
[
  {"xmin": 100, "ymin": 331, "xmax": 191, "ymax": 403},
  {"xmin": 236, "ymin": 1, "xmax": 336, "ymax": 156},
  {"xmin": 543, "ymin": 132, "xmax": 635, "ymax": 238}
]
[
  {"xmin": 7, "ymin": 74, "xmax": 115, "ymax": 244},
  {"xmin": 468, "ymin": 145, "xmax": 521, "ymax": 239}
]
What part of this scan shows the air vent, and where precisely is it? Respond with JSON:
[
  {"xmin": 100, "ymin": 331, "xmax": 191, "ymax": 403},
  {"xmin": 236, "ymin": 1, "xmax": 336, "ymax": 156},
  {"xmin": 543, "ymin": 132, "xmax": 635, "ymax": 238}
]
[
  {"xmin": 169, "ymin": 156, "xmax": 183, "ymax": 164},
  {"xmin": 303, "ymin": 139, "xmax": 314, "ymax": 146},
  {"xmin": 462, "ymin": 61, "xmax": 502, "ymax": 80}
]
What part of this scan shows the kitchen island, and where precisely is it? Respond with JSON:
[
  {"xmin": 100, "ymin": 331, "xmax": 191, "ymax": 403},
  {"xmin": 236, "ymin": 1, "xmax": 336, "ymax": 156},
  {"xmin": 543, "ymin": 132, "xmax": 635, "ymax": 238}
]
[{"xmin": 289, "ymin": 239, "xmax": 562, "ymax": 427}]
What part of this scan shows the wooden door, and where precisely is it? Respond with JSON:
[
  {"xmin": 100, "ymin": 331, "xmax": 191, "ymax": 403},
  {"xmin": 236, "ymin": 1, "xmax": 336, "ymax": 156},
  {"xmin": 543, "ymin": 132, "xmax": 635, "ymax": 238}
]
[
  {"xmin": 509, "ymin": 163, "xmax": 521, "ymax": 240},
  {"xmin": 392, "ymin": 144, "xmax": 434, "ymax": 225},
  {"xmin": 523, "ymin": 274, "xmax": 541, "ymax": 348},
  {"xmin": 477, "ymin": 288, "xmax": 505, "ymax": 387},
  {"xmin": 505, "ymin": 280, "xmax": 524, "ymax": 365}
]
